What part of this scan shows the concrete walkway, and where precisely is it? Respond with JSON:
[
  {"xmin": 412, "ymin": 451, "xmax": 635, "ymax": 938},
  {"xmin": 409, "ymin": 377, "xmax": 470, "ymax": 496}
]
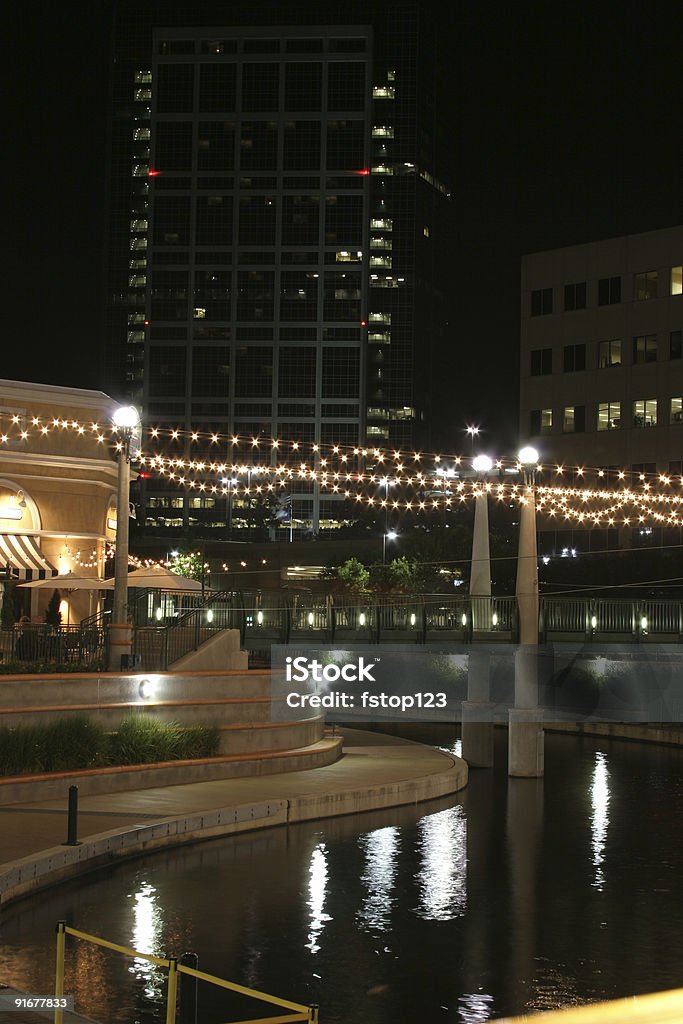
[{"xmin": 0, "ymin": 729, "xmax": 467, "ymax": 907}]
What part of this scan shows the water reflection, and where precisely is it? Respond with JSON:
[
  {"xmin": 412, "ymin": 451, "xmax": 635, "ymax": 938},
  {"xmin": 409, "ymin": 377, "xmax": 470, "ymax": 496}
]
[
  {"xmin": 305, "ymin": 842, "xmax": 331, "ymax": 953},
  {"xmin": 457, "ymin": 990, "xmax": 494, "ymax": 1022},
  {"xmin": 590, "ymin": 751, "xmax": 610, "ymax": 890},
  {"xmin": 415, "ymin": 805, "xmax": 467, "ymax": 920},
  {"xmin": 357, "ymin": 826, "xmax": 400, "ymax": 932},
  {"xmin": 128, "ymin": 880, "xmax": 165, "ymax": 1000}
]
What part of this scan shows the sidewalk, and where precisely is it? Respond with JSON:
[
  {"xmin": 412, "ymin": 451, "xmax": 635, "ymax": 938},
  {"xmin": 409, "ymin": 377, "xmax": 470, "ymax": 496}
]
[{"xmin": 0, "ymin": 729, "xmax": 467, "ymax": 907}]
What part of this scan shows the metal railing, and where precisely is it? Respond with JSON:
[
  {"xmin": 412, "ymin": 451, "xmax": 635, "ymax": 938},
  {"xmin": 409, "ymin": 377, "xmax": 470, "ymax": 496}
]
[
  {"xmin": 0, "ymin": 624, "xmax": 105, "ymax": 669},
  {"xmin": 54, "ymin": 921, "xmax": 318, "ymax": 1024}
]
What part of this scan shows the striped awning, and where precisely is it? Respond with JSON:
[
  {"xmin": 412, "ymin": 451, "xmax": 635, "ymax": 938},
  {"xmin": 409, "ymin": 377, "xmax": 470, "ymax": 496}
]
[{"xmin": 0, "ymin": 534, "xmax": 58, "ymax": 581}]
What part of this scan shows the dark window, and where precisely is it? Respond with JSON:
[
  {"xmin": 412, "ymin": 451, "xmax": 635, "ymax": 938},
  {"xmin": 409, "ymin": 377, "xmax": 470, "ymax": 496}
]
[
  {"xmin": 564, "ymin": 281, "xmax": 587, "ymax": 311},
  {"xmin": 633, "ymin": 334, "xmax": 657, "ymax": 364},
  {"xmin": 235, "ymin": 346, "xmax": 273, "ymax": 396},
  {"xmin": 279, "ymin": 347, "xmax": 317, "ymax": 397},
  {"xmin": 242, "ymin": 63, "xmax": 279, "ymax": 112},
  {"xmin": 286, "ymin": 38, "xmax": 323, "ymax": 53},
  {"xmin": 149, "ymin": 346, "xmax": 186, "ymax": 396},
  {"xmin": 322, "ymin": 348, "xmax": 360, "ymax": 397},
  {"xmin": 240, "ymin": 121, "xmax": 278, "ymax": 170},
  {"xmin": 280, "ymin": 271, "xmax": 318, "ymax": 320},
  {"xmin": 191, "ymin": 346, "xmax": 230, "ymax": 395},
  {"xmin": 328, "ymin": 62, "xmax": 366, "ymax": 111},
  {"xmin": 200, "ymin": 40, "xmax": 238, "ymax": 55},
  {"xmin": 530, "ymin": 348, "xmax": 552, "ymax": 375},
  {"xmin": 152, "ymin": 196, "xmax": 191, "ymax": 245},
  {"xmin": 282, "ymin": 196, "xmax": 320, "ymax": 245},
  {"xmin": 598, "ymin": 339, "xmax": 621, "ymax": 368},
  {"xmin": 197, "ymin": 122, "xmax": 235, "ymax": 171},
  {"xmin": 670, "ymin": 330, "xmax": 683, "ymax": 359},
  {"xmin": 326, "ymin": 120, "xmax": 365, "ymax": 170},
  {"xmin": 563, "ymin": 343, "xmax": 586, "ymax": 372},
  {"xmin": 149, "ymin": 270, "xmax": 188, "ymax": 320},
  {"xmin": 237, "ymin": 271, "xmax": 274, "ymax": 320},
  {"xmin": 531, "ymin": 288, "xmax": 552, "ymax": 316},
  {"xmin": 193, "ymin": 270, "xmax": 231, "ymax": 320},
  {"xmin": 156, "ymin": 64, "xmax": 194, "ymax": 113},
  {"xmin": 329, "ymin": 38, "xmax": 367, "ymax": 53},
  {"xmin": 199, "ymin": 64, "xmax": 236, "ymax": 112},
  {"xmin": 238, "ymin": 196, "xmax": 276, "ymax": 246},
  {"xmin": 323, "ymin": 272, "xmax": 362, "ymax": 320},
  {"xmin": 283, "ymin": 121, "xmax": 321, "ymax": 170},
  {"xmin": 325, "ymin": 195, "xmax": 363, "ymax": 246},
  {"xmin": 284, "ymin": 63, "xmax": 323, "ymax": 110},
  {"xmin": 196, "ymin": 196, "xmax": 233, "ymax": 245},
  {"xmin": 598, "ymin": 276, "xmax": 621, "ymax": 305},
  {"xmin": 158, "ymin": 40, "xmax": 194, "ymax": 55},
  {"xmin": 155, "ymin": 122, "xmax": 192, "ymax": 171},
  {"xmin": 243, "ymin": 39, "xmax": 280, "ymax": 54}
]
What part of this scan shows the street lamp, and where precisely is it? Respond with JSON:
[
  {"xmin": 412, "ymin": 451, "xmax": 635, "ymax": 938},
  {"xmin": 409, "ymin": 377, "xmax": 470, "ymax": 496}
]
[
  {"xmin": 509, "ymin": 443, "xmax": 544, "ymax": 777},
  {"xmin": 109, "ymin": 404, "xmax": 140, "ymax": 670},
  {"xmin": 381, "ymin": 477, "xmax": 395, "ymax": 561},
  {"xmin": 221, "ymin": 477, "xmax": 238, "ymax": 539},
  {"xmin": 466, "ymin": 425, "xmax": 480, "ymax": 454},
  {"xmin": 383, "ymin": 529, "xmax": 398, "ymax": 564}
]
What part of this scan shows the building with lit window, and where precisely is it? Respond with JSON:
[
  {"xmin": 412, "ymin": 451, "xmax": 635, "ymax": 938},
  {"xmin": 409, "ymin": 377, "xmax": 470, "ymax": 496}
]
[
  {"xmin": 520, "ymin": 225, "xmax": 683, "ymax": 551},
  {"xmin": 104, "ymin": 0, "xmax": 453, "ymax": 537}
]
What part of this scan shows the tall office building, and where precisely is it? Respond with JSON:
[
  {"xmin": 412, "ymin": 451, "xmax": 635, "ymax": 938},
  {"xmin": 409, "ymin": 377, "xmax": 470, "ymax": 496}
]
[{"xmin": 105, "ymin": 1, "xmax": 453, "ymax": 536}]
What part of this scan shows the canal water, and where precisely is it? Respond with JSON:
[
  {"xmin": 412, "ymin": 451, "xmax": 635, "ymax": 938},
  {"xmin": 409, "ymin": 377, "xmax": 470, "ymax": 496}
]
[{"xmin": 2, "ymin": 731, "xmax": 683, "ymax": 1023}]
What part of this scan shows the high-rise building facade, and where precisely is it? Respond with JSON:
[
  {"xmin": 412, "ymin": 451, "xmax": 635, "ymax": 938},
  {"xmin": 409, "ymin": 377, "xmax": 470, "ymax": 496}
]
[{"xmin": 105, "ymin": 1, "xmax": 453, "ymax": 536}]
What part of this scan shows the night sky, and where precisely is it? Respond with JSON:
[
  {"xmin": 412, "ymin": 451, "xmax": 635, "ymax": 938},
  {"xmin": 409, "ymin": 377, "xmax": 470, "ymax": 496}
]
[{"xmin": 8, "ymin": 2, "xmax": 683, "ymax": 452}]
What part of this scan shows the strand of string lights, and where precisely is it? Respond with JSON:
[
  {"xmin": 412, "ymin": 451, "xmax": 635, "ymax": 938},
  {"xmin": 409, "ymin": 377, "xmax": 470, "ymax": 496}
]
[{"xmin": 2, "ymin": 407, "xmax": 682, "ymax": 489}]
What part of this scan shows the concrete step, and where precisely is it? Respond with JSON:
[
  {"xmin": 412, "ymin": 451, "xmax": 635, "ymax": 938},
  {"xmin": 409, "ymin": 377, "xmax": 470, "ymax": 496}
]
[
  {"xmin": 0, "ymin": 670, "xmax": 272, "ymax": 708},
  {"xmin": 0, "ymin": 734, "xmax": 341, "ymax": 804}
]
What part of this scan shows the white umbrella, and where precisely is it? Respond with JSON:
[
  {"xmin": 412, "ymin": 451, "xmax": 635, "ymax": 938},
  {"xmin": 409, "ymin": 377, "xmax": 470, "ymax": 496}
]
[
  {"xmin": 18, "ymin": 573, "xmax": 114, "ymax": 624},
  {"xmin": 124, "ymin": 565, "xmax": 205, "ymax": 592},
  {"xmin": 18, "ymin": 573, "xmax": 114, "ymax": 591}
]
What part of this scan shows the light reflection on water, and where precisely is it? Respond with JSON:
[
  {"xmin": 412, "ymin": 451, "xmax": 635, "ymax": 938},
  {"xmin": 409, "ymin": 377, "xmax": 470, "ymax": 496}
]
[
  {"xmin": 128, "ymin": 881, "xmax": 165, "ymax": 1000},
  {"xmin": 415, "ymin": 805, "xmax": 467, "ymax": 921},
  {"xmin": 305, "ymin": 842, "xmax": 331, "ymax": 953},
  {"xmin": 590, "ymin": 751, "xmax": 610, "ymax": 890},
  {"xmin": 1, "ymin": 733, "xmax": 683, "ymax": 1023},
  {"xmin": 356, "ymin": 826, "xmax": 399, "ymax": 932}
]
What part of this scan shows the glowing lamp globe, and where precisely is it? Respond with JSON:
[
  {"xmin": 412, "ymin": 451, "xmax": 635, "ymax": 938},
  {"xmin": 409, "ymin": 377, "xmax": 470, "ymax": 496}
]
[
  {"xmin": 472, "ymin": 455, "xmax": 493, "ymax": 473},
  {"xmin": 518, "ymin": 446, "xmax": 539, "ymax": 465},
  {"xmin": 112, "ymin": 405, "xmax": 140, "ymax": 431}
]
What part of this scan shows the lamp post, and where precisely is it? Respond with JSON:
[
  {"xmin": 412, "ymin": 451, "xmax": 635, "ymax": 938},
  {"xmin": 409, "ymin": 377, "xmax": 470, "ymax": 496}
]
[
  {"xmin": 381, "ymin": 477, "xmax": 395, "ymax": 562},
  {"xmin": 462, "ymin": 454, "xmax": 495, "ymax": 767},
  {"xmin": 508, "ymin": 444, "xmax": 544, "ymax": 777},
  {"xmin": 108, "ymin": 404, "xmax": 140, "ymax": 671},
  {"xmin": 466, "ymin": 425, "xmax": 480, "ymax": 454},
  {"xmin": 383, "ymin": 530, "xmax": 398, "ymax": 564},
  {"xmin": 221, "ymin": 477, "xmax": 237, "ymax": 539}
]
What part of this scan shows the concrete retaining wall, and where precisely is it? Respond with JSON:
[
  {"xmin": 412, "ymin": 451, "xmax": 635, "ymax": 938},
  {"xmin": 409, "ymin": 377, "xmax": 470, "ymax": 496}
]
[{"xmin": 0, "ymin": 746, "xmax": 467, "ymax": 907}]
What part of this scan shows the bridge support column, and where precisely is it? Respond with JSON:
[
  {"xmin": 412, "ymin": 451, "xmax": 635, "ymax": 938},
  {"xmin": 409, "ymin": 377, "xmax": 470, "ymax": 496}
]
[
  {"xmin": 508, "ymin": 707, "xmax": 544, "ymax": 777},
  {"xmin": 462, "ymin": 648, "xmax": 494, "ymax": 767},
  {"xmin": 461, "ymin": 703, "xmax": 494, "ymax": 767}
]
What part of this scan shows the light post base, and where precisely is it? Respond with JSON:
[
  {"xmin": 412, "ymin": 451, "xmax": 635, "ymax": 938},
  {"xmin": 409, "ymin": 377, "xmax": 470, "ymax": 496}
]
[
  {"xmin": 107, "ymin": 623, "xmax": 134, "ymax": 672},
  {"xmin": 508, "ymin": 707, "xmax": 544, "ymax": 777},
  {"xmin": 461, "ymin": 702, "xmax": 494, "ymax": 767}
]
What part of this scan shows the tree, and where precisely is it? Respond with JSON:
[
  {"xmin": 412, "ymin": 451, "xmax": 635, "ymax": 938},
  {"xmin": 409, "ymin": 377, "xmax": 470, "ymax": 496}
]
[
  {"xmin": 336, "ymin": 557, "xmax": 370, "ymax": 593},
  {"xmin": 1, "ymin": 581, "xmax": 16, "ymax": 628},
  {"xmin": 169, "ymin": 551, "xmax": 206, "ymax": 583},
  {"xmin": 45, "ymin": 589, "xmax": 62, "ymax": 626}
]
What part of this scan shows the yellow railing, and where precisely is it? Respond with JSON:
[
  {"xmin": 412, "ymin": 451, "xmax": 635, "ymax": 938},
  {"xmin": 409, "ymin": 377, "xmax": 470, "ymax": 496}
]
[{"xmin": 54, "ymin": 921, "xmax": 318, "ymax": 1024}]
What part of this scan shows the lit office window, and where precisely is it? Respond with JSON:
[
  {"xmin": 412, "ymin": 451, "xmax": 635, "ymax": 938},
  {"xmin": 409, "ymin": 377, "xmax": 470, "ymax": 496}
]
[
  {"xmin": 597, "ymin": 401, "xmax": 621, "ymax": 430},
  {"xmin": 598, "ymin": 339, "xmax": 621, "ymax": 368},
  {"xmin": 563, "ymin": 405, "xmax": 585, "ymax": 433},
  {"xmin": 672, "ymin": 266, "xmax": 683, "ymax": 295},
  {"xmin": 671, "ymin": 397, "xmax": 683, "ymax": 423},
  {"xmin": 632, "ymin": 399, "xmax": 657, "ymax": 427}
]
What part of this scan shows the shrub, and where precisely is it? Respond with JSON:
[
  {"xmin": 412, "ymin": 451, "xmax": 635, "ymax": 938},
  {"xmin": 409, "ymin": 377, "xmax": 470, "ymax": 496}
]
[
  {"xmin": 0, "ymin": 714, "xmax": 220, "ymax": 776},
  {"xmin": 110, "ymin": 715, "xmax": 219, "ymax": 764}
]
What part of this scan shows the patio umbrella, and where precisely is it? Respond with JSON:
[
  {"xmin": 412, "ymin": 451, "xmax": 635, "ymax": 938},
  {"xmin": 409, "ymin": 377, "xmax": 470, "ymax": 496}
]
[
  {"xmin": 124, "ymin": 565, "xmax": 205, "ymax": 591},
  {"xmin": 18, "ymin": 573, "xmax": 114, "ymax": 623}
]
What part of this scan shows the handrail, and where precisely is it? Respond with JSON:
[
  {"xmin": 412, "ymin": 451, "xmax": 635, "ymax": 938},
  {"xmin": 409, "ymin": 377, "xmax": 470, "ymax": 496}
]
[{"xmin": 55, "ymin": 921, "xmax": 319, "ymax": 1024}]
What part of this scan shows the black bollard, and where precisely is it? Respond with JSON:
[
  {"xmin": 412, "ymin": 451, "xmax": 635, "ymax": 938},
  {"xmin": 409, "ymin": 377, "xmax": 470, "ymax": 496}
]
[
  {"xmin": 62, "ymin": 785, "xmax": 82, "ymax": 846},
  {"xmin": 178, "ymin": 952, "xmax": 198, "ymax": 1024}
]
